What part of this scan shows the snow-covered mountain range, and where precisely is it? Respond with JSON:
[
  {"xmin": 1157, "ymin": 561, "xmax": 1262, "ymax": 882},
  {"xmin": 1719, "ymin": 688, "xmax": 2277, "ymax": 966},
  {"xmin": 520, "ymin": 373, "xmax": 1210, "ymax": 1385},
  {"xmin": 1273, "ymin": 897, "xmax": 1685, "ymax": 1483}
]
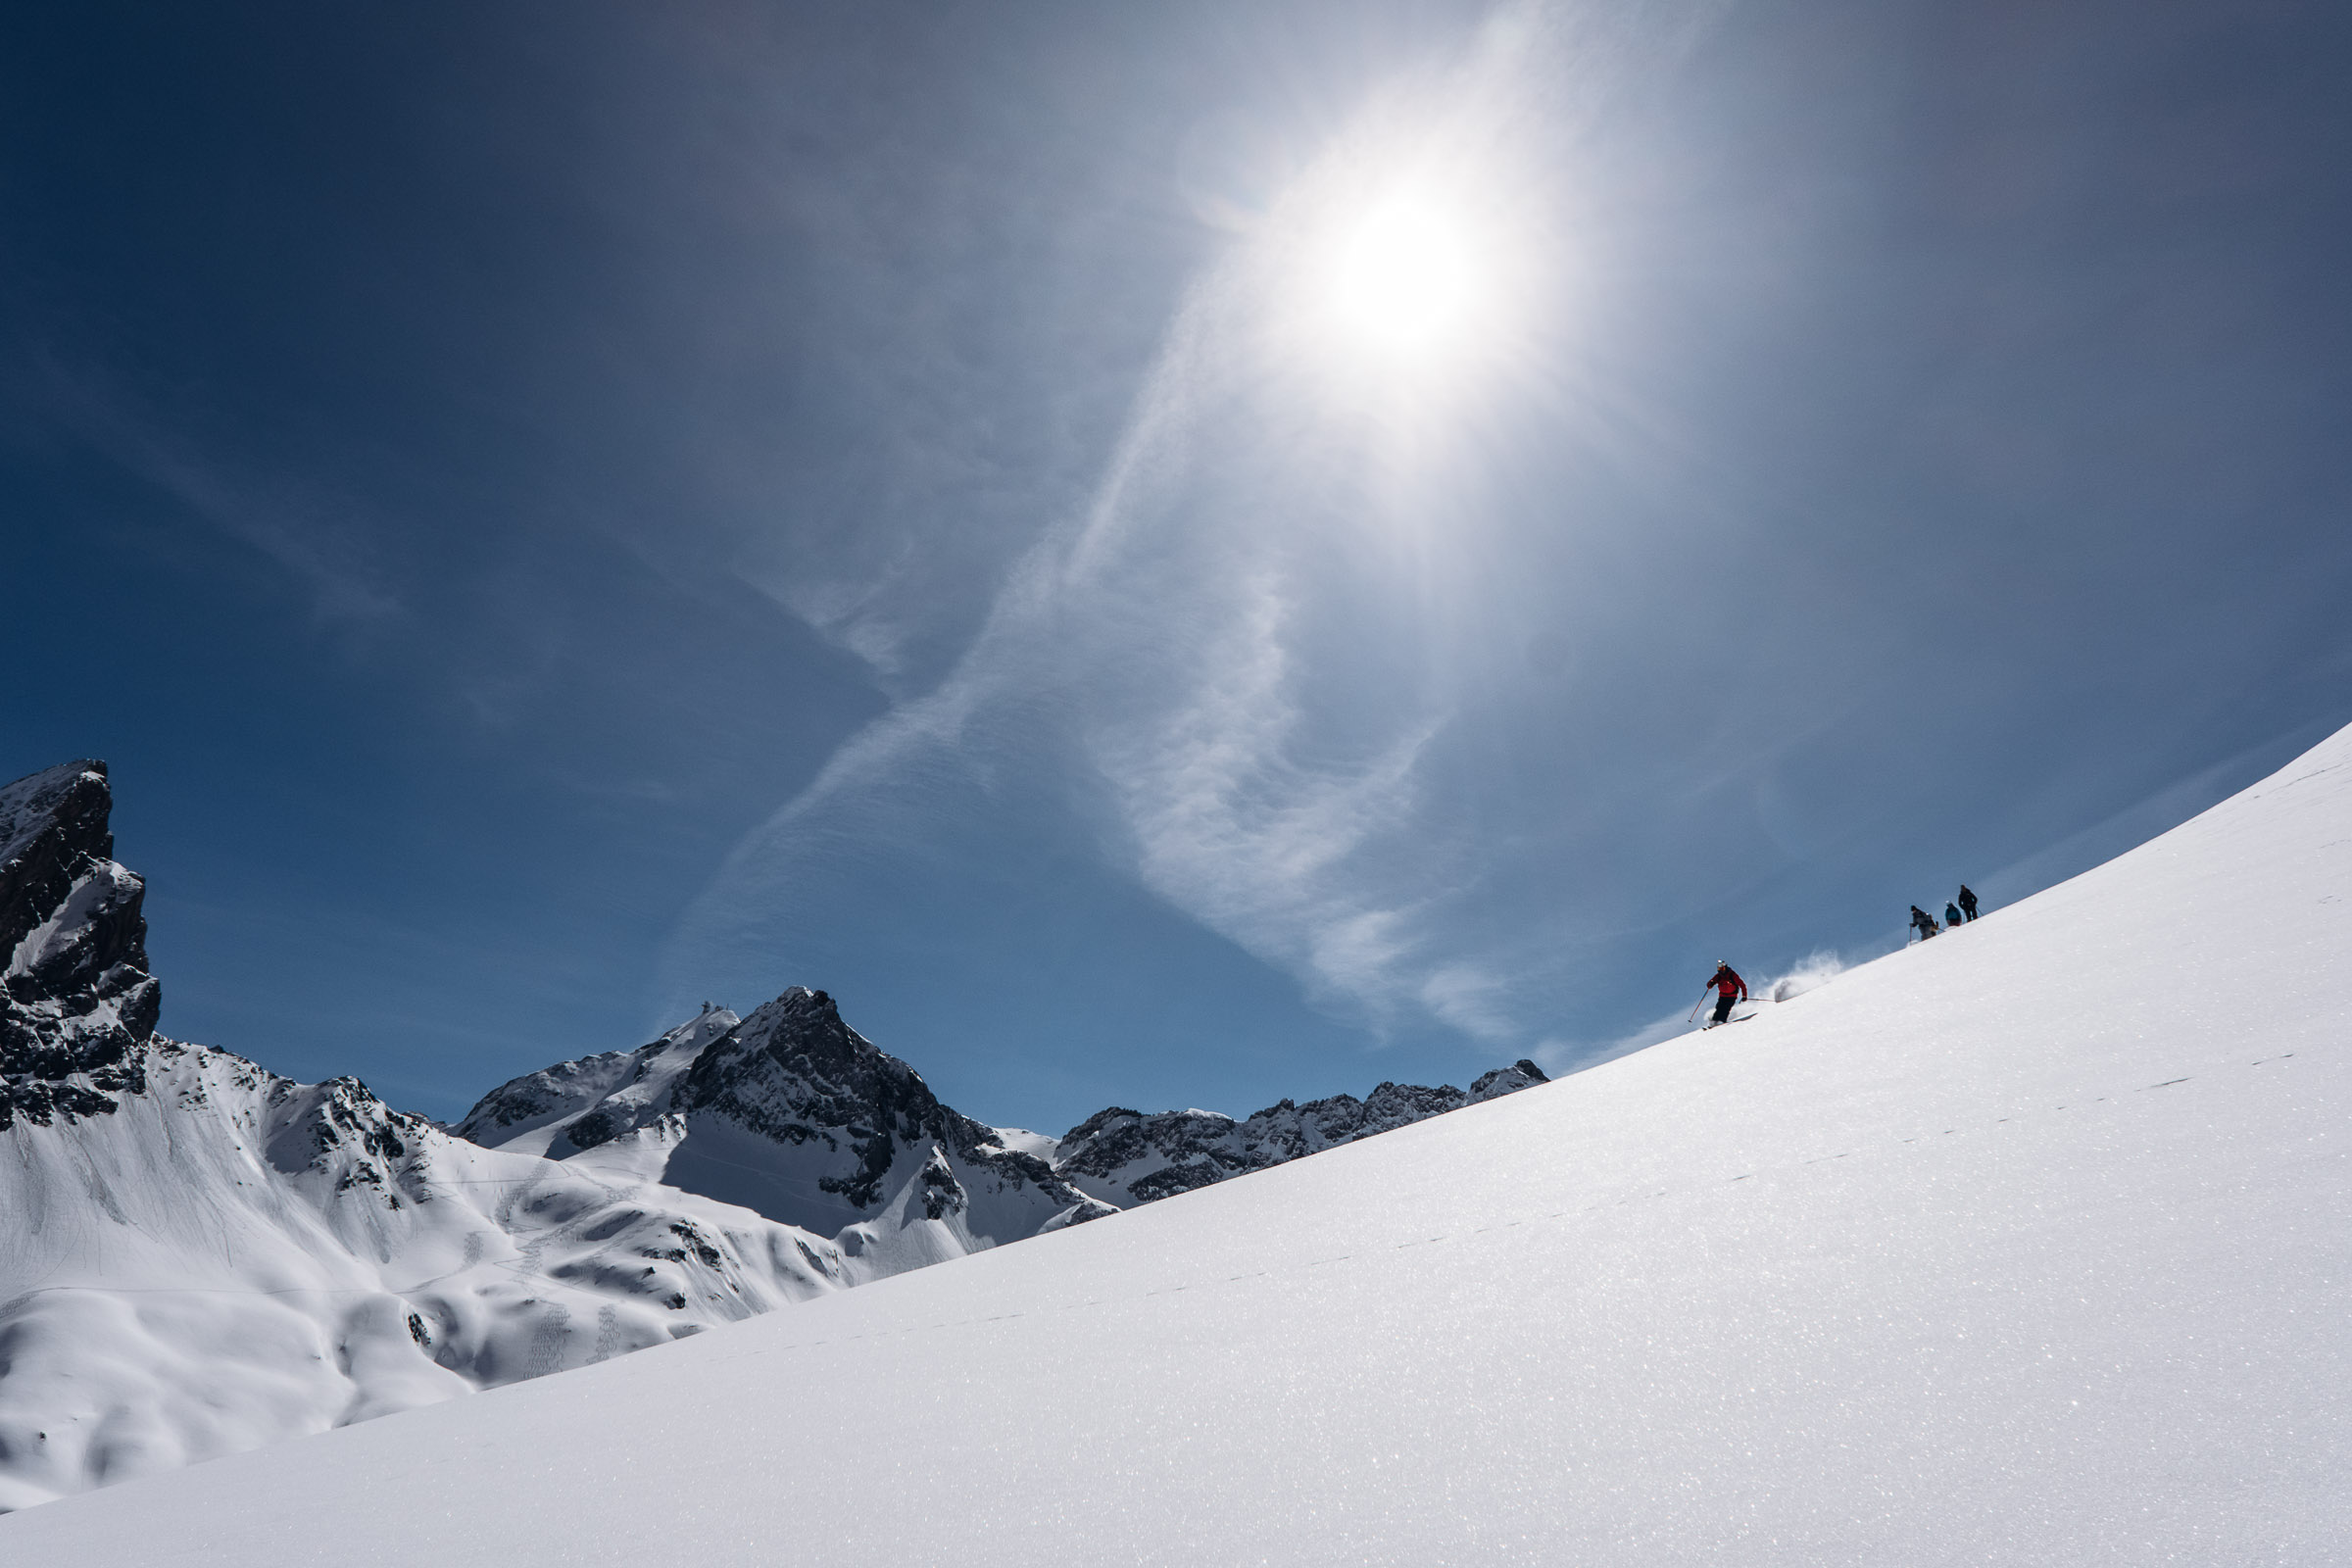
[
  {"xmin": 12, "ymin": 720, "xmax": 2345, "ymax": 1565},
  {"xmin": 1052, "ymin": 1063, "xmax": 1544, "ymax": 1207},
  {"xmin": 0, "ymin": 760, "xmax": 1544, "ymax": 1509},
  {"xmin": 454, "ymin": 993, "xmax": 1546, "ymax": 1222},
  {"xmin": 451, "ymin": 988, "xmax": 1115, "ymax": 1278},
  {"xmin": 0, "ymin": 763, "xmax": 862, "ymax": 1511}
]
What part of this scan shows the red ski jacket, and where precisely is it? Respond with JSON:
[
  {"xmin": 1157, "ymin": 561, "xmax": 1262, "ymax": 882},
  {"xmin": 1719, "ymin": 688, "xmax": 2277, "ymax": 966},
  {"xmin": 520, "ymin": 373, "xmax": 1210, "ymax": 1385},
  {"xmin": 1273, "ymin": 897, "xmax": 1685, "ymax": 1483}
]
[{"xmin": 1712, "ymin": 967, "xmax": 1747, "ymax": 1000}]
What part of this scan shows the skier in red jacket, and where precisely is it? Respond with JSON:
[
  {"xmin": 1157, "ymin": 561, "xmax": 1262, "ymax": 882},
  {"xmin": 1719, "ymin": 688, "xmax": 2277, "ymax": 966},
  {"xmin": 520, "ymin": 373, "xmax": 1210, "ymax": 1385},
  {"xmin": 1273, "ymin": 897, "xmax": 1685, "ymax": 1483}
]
[{"xmin": 1703, "ymin": 961, "xmax": 1748, "ymax": 1027}]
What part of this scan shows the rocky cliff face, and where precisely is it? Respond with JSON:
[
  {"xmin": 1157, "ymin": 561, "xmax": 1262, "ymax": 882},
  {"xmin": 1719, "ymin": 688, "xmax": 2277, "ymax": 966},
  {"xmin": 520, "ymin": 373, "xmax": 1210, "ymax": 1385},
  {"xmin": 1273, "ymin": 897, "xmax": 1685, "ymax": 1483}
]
[
  {"xmin": 458, "ymin": 987, "xmax": 1114, "ymax": 1278},
  {"xmin": 1, "ymin": 761, "xmax": 163, "ymax": 1127},
  {"xmin": 1054, "ymin": 1059, "xmax": 1549, "ymax": 1207}
]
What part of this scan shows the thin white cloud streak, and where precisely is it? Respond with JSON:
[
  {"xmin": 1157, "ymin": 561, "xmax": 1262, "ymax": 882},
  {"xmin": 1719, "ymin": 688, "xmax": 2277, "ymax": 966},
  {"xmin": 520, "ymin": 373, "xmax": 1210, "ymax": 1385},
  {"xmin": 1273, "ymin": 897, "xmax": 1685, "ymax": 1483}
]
[
  {"xmin": 666, "ymin": 0, "xmax": 1727, "ymax": 1042},
  {"xmin": 24, "ymin": 348, "xmax": 403, "ymax": 626},
  {"xmin": 1090, "ymin": 567, "xmax": 1445, "ymax": 1013},
  {"xmin": 145, "ymin": 456, "xmax": 402, "ymax": 625}
]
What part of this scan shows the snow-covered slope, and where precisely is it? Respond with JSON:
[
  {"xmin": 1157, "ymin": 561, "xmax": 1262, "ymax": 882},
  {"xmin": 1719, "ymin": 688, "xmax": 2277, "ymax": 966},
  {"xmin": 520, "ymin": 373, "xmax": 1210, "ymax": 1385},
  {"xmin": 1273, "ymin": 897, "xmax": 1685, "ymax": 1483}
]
[
  {"xmin": 0, "ymin": 1044, "xmax": 853, "ymax": 1512},
  {"xmin": 0, "ymin": 766, "xmax": 853, "ymax": 1511},
  {"xmin": 15, "ymin": 724, "xmax": 2348, "ymax": 1563}
]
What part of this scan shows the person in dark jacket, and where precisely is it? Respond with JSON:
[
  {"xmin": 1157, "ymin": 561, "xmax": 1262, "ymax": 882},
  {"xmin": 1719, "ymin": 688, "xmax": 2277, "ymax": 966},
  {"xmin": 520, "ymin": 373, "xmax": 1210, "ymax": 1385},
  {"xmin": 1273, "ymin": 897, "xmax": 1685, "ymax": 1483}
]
[
  {"xmin": 1910, "ymin": 905, "xmax": 1939, "ymax": 942},
  {"xmin": 1956, "ymin": 885, "xmax": 1980, "ymax": 921},
  {"xmin": 1944, "ymin": 900, "xmax": 1965, "ymax": 929},
  {"xmin": 1702, "ymin": 961, "xmax": 1748, "ymax": 1026}
]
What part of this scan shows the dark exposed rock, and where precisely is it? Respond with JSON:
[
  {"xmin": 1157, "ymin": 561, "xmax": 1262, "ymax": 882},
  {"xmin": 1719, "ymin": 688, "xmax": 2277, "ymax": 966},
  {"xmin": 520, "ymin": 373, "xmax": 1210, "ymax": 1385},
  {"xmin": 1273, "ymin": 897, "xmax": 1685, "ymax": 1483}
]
[
  {"xmin": 1, "ymin": 761, "xmax": 163, "ymax": 1130},
  {"xmin": 457, "ymin": 987, "xmax": 1115, "ymax": 1248},
  {"xmin": 0, "ymin": 766, "xmax": 445, "ymax": 1199},
  {"xmin": 1470, "ymin": 1058, "xmax": 1547, "ymax": 1101},
  {"xmin": 675, "ymin": 988, "xmax": 1109, "ymax": 1228},
  {"xmin": 453, "ymin": 1043, "xmax": 657, "ymax": 1144},
  {"xmin": 668, "ymin": 1221, "xmax": 724, "ymax": 1269},
  {"xmin": 562, "ymin": 1107, "xmax": 623, "ymax": 1152},
  {"xmin": 1054, "ymin": 1057, "xmax": 1549, "ymax": 1209},
  {"xmin": 680, "ymin": 988, "xmax": 1008, "ymax": 1207},
  {"xmin": 917, "ymin": 1145, "xmax": 968, "ymax": 1220}
]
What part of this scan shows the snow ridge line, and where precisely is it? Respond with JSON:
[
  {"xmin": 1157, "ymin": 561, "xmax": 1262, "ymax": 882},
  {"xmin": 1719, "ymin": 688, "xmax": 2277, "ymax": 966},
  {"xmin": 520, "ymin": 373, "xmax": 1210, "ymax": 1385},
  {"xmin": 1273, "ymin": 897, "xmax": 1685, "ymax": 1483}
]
[{"xmin": 691, "ymin": 1046, "xmax": 2309, "ymax": 1367}]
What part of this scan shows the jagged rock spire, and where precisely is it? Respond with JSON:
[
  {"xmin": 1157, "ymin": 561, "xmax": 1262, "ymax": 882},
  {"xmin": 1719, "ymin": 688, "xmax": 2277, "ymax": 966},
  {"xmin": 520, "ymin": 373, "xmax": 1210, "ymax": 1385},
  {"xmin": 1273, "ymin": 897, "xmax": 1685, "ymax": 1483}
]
[{"xmin": 1, "ymin": 760, "xmax": 163, "ymax": 1127}]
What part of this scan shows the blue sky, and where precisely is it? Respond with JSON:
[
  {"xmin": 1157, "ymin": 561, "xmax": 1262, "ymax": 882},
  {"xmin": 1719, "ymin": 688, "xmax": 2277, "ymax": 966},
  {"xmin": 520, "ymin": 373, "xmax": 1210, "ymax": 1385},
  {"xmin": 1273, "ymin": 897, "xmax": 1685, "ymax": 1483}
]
[{"xmin": 5, "ymin": 0, "xmax": 2350, "ymax": 1131}]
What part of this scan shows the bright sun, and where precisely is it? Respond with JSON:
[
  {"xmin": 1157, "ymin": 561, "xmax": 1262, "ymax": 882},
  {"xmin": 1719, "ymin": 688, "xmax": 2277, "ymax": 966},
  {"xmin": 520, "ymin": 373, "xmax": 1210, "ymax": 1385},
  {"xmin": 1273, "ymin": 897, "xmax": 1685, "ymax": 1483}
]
[{"xmin": 1320, "ymin": 186, "xmax": 1493, "ymax": 362}]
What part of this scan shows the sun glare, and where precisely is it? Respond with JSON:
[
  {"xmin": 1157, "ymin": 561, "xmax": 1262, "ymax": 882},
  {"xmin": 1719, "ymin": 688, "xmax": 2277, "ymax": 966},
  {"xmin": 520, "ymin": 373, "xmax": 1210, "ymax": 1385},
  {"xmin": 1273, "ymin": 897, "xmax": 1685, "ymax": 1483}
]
[
  {"xmin": 1256, "ymin": 122, "xmax": 1538, "ymax": 415},
  {"xmin": 1292, "ymin": 166, "xmax": 1525, "ymax": 392},
  {"xmin": 1326, "ymin": 192, "xmax": 1484, "ymax": 357}
]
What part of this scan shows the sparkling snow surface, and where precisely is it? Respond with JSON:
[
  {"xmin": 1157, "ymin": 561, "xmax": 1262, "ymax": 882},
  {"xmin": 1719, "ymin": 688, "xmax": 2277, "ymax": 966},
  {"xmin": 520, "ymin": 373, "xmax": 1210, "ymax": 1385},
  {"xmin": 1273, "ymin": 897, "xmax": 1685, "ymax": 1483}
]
[{"xmin": 10, "ymin": 730, "xmax": 2351, "ymax": 1564}]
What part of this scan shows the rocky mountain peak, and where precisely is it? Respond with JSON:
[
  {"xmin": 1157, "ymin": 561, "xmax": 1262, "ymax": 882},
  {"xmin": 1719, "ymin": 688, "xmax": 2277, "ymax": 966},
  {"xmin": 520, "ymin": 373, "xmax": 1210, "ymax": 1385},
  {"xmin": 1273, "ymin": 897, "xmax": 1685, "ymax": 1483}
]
[
  {"xmin": 676, "ymin": 985, "xmax": 1068, "ymax": 1215},
  {"xmin": 1, "ymin": 760, "xmax": 163, "ymax": 1128},
  {"xmin": 459, "ymin": 984, "xmax": 1112, "ymax": 1260},
  {"xmin": 264, "ymin": 1073, "xmax": 437, "ymax": 1201},
  {"xmin": 1468, "ymin": 1059, "xmax": 1546, "ymax": 1101},
  {"xmin": 681, "ymin": 988, "xmax": 956, "ymax": 1152}
]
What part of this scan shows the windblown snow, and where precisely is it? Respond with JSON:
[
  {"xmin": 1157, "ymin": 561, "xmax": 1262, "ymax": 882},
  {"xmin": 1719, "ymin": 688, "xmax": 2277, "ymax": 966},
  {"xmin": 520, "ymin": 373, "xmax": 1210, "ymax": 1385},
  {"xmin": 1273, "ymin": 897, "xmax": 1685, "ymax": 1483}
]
[{"xmin": 6, "ymin": 722, "xmax": 2348, "ymax": 1562}]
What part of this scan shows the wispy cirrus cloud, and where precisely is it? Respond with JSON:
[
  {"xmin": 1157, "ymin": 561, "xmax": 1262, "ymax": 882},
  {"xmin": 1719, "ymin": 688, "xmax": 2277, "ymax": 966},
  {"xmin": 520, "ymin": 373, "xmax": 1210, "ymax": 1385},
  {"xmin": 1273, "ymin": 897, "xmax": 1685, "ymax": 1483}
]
[
  {"xmin": 23, "ymin": 347, "xmax": 403, "ymax": 627},
  {"xmin": 665, "ymin": 0, "xmax": 1727, "ymax": 1046}
]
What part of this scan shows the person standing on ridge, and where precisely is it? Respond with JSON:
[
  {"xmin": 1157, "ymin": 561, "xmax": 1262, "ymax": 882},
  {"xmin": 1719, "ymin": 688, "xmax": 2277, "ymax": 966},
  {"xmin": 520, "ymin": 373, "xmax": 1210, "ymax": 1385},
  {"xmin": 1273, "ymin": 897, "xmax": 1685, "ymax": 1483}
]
[
  {"xmin": 1944, "ymin": 899, "xmax": 1966, "ymax": 929},
  {"xmin": 1702, "ymin": 961, "xmax": 1748, "ymax": 1027},
  {"xmin": 1957, "ymin": 885, "xmax": 1980, "ymax": 921},
  {"xmin": 1910, "ymin": 905, "xmax": 1939, "ymax": 942}
]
